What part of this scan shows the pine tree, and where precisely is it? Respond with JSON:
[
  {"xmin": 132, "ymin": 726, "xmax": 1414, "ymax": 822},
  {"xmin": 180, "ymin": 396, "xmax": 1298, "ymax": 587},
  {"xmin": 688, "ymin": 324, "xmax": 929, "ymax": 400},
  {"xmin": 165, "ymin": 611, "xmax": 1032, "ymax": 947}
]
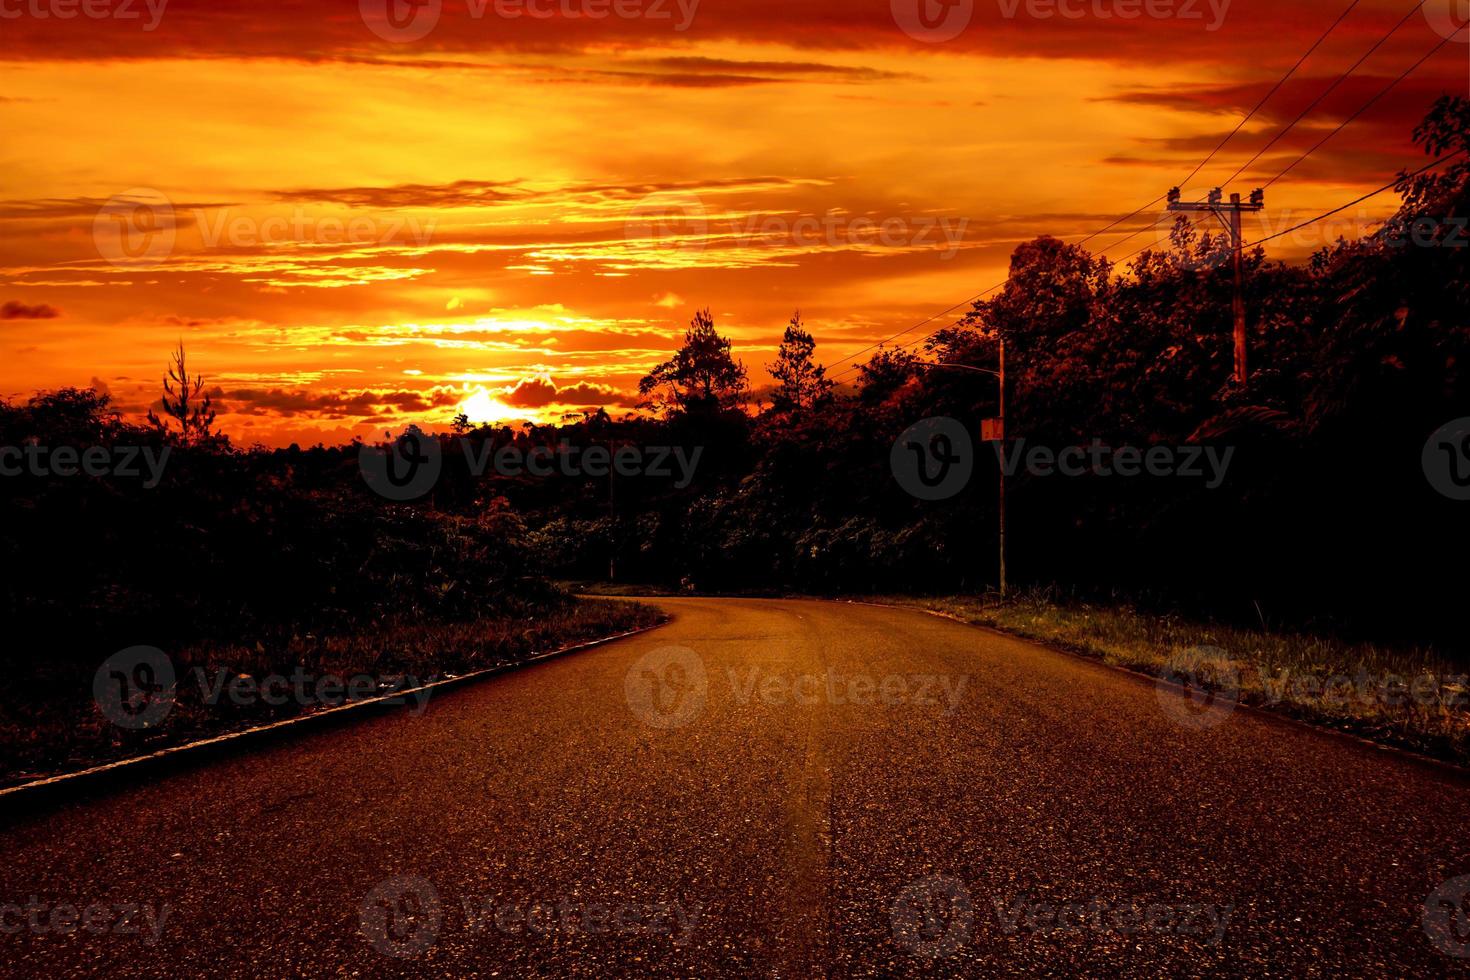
[
  {"xmin": 767, "ymin": 311, "xmax": 832, "ymax": 414},
  {"xmin": 147, "ymin": 342, "xmax": 216, "ymax": 447}
]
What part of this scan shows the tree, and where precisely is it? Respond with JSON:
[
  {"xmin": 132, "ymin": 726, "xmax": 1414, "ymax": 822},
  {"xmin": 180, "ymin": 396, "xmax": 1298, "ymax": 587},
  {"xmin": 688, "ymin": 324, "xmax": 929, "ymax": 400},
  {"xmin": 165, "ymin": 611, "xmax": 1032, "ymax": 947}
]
[
  {"xmin": 766, "ymin": 312, "xmax": 832, "ymax": 414},
  {"xmin": 147, "ymin": 342, "xmax": 216, "ymax": 447},
  {"xmin": 639, "ymin": 308, "xmax": 748, "ymax": 415}
]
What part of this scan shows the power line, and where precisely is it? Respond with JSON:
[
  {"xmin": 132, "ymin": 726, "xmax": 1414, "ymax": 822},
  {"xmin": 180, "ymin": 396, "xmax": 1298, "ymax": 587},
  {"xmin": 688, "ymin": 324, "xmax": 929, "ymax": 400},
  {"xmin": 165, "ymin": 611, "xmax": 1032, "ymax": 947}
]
[
  {"xmin": 825, "ymin": 0, "xmax": 1384, "ymax": 380},
  {"xmin": 1263, "ymin": 33, "xmax": 1456, "ymax": 188},
  {"xmin": 827, "ymin": 147, "xmax": 1457, "ymax": 388},
  {"xmin": 1179, "ymin": 0, "xmax": 1367, "ymax": 189},
  {"xmin": 1214, "ymin": 0, "xmax": 1432, "ymax": 189},
  {"xmin": 1248, "ymin": 148, "xmax": 1466, "ymax": 246}
]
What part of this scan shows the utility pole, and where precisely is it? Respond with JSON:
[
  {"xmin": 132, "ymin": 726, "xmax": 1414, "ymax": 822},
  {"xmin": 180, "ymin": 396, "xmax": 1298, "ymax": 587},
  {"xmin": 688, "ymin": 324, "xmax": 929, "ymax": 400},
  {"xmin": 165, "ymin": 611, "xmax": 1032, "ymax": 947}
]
[
  {"xmin": 929, "ymin": 350, "xmax": 1007, "ymax": 598},
  {"xmin": 1167, "ymin": 187, "xmax": 1264, "ymax": 386},
  {"xmin": 996, "ymin": 338, "xmax": 1006, "ymax": 598}
]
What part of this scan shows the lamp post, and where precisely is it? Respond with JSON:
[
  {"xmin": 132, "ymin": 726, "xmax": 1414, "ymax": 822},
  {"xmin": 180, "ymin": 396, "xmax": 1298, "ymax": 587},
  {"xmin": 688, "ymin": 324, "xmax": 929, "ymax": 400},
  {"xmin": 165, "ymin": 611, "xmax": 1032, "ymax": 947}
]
[{"xmin": 913, "ymin": 339, "xmax": 1007, "ymax": 597}]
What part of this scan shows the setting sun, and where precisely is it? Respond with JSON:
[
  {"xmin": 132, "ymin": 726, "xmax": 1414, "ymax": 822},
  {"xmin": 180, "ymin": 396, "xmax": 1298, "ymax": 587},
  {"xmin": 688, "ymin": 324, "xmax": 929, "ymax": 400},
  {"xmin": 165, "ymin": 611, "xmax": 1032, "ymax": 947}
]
[{"xmin": 458, "ymin": 387, "xmax": 521, "ymax": 425}]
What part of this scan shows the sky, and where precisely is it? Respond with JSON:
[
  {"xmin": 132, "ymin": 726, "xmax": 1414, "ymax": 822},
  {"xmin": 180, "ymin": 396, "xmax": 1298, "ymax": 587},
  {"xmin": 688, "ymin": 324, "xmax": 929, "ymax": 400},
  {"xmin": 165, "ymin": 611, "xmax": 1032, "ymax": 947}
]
[{"xmin": 1, "ymin": 0, "xmax": 1466, "ymax": 446}]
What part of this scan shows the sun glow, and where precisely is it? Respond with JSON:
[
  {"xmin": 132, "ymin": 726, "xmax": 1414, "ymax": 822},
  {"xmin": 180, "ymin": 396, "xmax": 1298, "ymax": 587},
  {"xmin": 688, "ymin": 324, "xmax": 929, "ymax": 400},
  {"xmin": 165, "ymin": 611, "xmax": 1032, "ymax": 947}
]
[{"xmin": 458, "ymin": 387, "xmax": 519, "ymax": 425}]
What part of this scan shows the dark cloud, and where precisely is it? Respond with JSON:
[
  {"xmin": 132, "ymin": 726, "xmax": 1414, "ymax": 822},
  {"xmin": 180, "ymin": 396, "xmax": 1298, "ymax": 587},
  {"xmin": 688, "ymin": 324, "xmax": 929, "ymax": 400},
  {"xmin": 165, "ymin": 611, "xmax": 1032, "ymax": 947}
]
[
  {"xmin": 1, "ymin": 301, "xmax": 61, "ymax": 319},
  {"xmin": 500, "ymin": 375, "xmax": 638, "ymax": 408},
  {"xmin": 221, "ymin": 385, "xmax": 462, "ymax": 418},
  {"xmin": 0, "ymin": 0, "xmax": 1424, "ymax": 69}
]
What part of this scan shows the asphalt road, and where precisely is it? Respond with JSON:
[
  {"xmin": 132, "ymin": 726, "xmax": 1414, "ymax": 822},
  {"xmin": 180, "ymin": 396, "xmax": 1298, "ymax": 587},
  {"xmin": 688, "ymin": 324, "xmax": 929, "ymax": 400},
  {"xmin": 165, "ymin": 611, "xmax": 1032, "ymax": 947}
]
[{"xmin": 3, "ymin": 597, "xmax": 1469, "ymax": 977}]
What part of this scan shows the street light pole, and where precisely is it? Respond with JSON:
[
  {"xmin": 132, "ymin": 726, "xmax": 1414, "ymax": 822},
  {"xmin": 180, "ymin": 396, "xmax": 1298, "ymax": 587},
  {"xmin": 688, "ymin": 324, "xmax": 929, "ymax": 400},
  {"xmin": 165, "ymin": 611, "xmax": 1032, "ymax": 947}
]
[
  {"xmin": 912, "ymin": 352, "xmax": 1006, "ymax": 597},
  {"xmin": 997, "ymin": 338, "xmax": 1006, "ymax": 598}
]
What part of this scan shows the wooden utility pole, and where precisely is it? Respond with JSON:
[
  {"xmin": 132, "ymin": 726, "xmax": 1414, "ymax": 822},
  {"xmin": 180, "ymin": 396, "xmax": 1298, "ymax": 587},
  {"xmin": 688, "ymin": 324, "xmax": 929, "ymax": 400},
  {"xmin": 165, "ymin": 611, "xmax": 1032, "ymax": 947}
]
[
  {"xmin": 1167, "ymin": 187, "xmax": 1264, "ymax": 386},
  {"xmin": 996, "ymin": 337, "xmax": 1006, "ymax": 598}
]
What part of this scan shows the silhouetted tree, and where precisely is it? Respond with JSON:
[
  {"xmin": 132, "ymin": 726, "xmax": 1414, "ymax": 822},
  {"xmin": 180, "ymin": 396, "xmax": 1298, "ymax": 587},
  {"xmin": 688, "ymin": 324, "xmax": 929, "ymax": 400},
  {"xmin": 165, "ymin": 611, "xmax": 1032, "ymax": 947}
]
[
  {"xmin": 639, "ymin": 308, "xmax": 748, "ymax": 416},
  {"xmin": 148, "ymin": 342, "xmax": 216, "ymax": 447},
  {"xmin": 767, "ymin": 312, "xmax": 832, "ymax": 414}
]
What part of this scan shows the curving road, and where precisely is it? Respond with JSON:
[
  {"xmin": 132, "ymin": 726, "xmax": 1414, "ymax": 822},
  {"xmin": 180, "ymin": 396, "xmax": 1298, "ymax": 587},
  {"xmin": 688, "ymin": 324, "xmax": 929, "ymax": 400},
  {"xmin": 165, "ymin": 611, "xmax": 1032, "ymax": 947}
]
[{"xmin": 2, "ymin": 597, "xmax": 1469, "ymax": 976}]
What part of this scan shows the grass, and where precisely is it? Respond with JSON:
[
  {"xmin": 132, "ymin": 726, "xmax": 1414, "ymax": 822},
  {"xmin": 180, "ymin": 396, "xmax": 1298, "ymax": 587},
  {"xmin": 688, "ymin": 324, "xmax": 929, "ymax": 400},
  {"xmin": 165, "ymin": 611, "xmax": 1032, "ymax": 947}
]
[
  {"xmin": 881, "ymin": 589, "xmax": 1470, "ymax": 767},
  {"xmin": 0, "ymin": 597, "xmax": 665, "ymax": 789}
]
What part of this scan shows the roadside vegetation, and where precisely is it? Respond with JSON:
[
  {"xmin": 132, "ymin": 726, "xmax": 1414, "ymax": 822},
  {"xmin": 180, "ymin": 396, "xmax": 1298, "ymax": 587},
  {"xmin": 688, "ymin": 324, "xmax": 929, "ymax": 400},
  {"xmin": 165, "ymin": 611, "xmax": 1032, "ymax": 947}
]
[
  {"xmin": 891, "ymin": 590, "xmax": 1470, "ymax": 767},
  {"xmin": 0, "ymin": 375, "xmax": 662, "ymax": 789}
]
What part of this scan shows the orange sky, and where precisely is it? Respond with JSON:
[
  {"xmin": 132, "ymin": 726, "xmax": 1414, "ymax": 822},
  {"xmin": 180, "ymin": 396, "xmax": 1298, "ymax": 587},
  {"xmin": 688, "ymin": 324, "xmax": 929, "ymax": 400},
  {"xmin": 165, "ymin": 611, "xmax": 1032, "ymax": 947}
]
[{"xmin": 2, "ymin": 0, "xmax": 1465, "ymax": 446}]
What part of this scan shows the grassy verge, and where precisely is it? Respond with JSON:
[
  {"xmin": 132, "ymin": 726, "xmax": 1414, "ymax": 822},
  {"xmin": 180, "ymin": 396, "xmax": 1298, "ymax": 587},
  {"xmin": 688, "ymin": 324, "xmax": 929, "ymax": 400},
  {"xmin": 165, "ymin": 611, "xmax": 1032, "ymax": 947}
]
[
  {"xmin": 0, "ymin": 597, "xmax": 664, "ymax": 789},
  {"xmin": 879, "ymin": 590, "xmax": 1470, "ymax": 768}
]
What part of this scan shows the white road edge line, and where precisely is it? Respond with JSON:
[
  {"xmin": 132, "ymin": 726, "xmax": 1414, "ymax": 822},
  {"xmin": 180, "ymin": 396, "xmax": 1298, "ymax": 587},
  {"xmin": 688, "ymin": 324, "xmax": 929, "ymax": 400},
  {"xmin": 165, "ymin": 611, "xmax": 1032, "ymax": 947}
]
[{"xmin": 0, "ymin": 618, "xmax": 669, "ymax": 802}]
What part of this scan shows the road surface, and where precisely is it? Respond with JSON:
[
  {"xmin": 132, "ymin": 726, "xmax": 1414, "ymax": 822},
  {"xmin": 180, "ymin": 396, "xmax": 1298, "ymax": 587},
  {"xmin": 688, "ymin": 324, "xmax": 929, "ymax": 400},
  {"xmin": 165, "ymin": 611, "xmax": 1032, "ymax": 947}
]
[{"xmin": 2, "ymin": 597, "xmax": 1468, "ymax": 976}]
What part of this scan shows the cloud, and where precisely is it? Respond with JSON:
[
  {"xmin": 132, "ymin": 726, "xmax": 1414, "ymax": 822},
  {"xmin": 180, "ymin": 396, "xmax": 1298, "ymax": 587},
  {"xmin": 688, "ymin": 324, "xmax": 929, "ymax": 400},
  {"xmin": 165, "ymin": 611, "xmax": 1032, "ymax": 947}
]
[
  {"xmin": 220, "ymin": 385, "xmax": 463, "ymax": 419},
  {"xmin": 1, "ymin": 301, "xmax": 60, "ymax": 319},
  {"xmin": 499, "ymin": 374, "xmax": 638, "ymax": 408}
]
